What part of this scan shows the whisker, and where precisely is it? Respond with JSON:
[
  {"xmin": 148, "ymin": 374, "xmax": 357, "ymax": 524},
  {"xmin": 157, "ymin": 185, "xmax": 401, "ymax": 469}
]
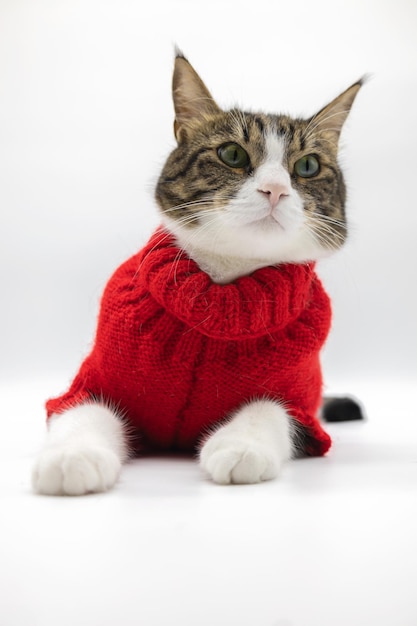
[
  {"xmin": 306, "ymin": 214, "xmax": 347, "ymax": 250},
  {"xmin": 303, "ymin": 109, "xmax": 351, "ymax": 141},
  {"xmin": 168, "ymin": 210, "xmax": 234, "ymax": 282},
  {"xmin": 161, "ymin": 192, "xmax": 238, "ymax": 216},
  {"xmin": 313, "ymin": 213, "xmax": 346, "ymax": 228},
  {"xmin": 228, "ymin": 108, "xmax": 249, "ymax": 140}
]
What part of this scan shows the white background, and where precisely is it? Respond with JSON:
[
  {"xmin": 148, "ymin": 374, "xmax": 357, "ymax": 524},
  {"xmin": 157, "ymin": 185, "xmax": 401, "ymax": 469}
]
[{"xmin": 1, "ymin": 1, "xmax": 416, "ymax": 625}]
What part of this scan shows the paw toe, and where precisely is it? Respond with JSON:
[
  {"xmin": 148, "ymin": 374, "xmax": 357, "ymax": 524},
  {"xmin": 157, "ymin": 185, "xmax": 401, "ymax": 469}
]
[
  {"xmin": 230, "ymin": 448, "xmax": 270, "ymax": 484},
  {"xmin": 200, "ymin": 438, "xmax": 281, "ymax": 485},
  {"xmin": 33, "ymin": 447, "xmax": 121, "ymax": 496},
  {"xmin": 32, "ymin": 452, "xmax": 64, "ymax": 495}
]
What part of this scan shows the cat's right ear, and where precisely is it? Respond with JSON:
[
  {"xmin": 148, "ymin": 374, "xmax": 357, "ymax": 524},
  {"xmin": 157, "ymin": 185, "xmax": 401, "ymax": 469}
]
[{"xmin": 172, "ymin": 53, "xmax": 221, "ymax": 143}]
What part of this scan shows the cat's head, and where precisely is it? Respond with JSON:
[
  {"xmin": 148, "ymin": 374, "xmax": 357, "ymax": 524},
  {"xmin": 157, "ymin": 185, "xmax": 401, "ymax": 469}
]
[{"xmin": 156, "ymin": 53, "xmax": 363, "ymax": 268}]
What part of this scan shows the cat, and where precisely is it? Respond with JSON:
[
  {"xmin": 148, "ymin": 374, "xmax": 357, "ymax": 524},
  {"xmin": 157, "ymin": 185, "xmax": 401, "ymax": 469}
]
[{"xmin": 32, "ymin": 53, "xmax": 363, "ymax": 495}]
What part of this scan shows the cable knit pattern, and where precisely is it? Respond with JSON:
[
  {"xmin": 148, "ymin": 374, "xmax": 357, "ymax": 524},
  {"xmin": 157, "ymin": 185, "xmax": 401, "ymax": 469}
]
[
  {"xmin": 142, "ymin": 239, "xmax": 315, "ymax": 339},
  {"xmin": 46, "ymin": 228, "xmax": 332, "ymax": 455}
]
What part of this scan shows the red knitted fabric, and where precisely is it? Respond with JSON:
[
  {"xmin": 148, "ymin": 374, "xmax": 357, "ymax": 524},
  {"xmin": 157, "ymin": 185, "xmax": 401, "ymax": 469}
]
[{"xmin": 46, "ymin": 228, "xmax": 332, "ymax": 455}]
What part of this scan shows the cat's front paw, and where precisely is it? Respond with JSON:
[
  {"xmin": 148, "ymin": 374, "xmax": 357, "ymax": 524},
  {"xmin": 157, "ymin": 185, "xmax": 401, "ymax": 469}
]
[
  {"xmin": 32, "ymin": 445, "xmax": 122, "ymax": 496},
  {"xmin": 199, "ymin": 434, "xmax": 282, "ymax": 485}
]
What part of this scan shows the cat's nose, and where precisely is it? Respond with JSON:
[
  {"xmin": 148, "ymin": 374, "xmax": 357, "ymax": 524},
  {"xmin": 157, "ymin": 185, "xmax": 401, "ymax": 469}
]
[{"xmin": 257, "ymin": 183, "xmax": 289, "ymax": 209}]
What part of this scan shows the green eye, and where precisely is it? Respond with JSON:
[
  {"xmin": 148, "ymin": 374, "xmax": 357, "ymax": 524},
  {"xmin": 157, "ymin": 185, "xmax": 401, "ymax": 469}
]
[
  {"xmin": 218, "ymin": 143, "xmax": 250, "ymax": 168},
  {"xmin": 294, "ymin": 155, "xmax": 320, "ymax": 178}
]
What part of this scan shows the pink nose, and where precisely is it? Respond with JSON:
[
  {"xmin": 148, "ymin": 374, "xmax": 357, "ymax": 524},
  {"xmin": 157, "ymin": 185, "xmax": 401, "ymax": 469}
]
[{"xmin": 258, "ymin": 183, "xmax": 289, "ymax": 209}]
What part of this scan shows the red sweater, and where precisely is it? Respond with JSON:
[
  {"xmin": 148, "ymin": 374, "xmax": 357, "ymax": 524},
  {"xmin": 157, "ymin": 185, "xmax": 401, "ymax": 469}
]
[{"xmin": 47, "ymin": 228, "xmax": 332, "ymax": 456}]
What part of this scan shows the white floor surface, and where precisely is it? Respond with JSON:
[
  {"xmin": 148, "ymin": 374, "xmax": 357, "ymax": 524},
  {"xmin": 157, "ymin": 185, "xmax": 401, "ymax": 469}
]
[{"xmin": 1, "ymin": 379, "xmax": 416, "ymax": 626}]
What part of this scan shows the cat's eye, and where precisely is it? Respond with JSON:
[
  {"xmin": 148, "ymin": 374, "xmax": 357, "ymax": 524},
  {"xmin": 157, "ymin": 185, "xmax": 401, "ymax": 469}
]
[
  {"xmin": 217, "ymin": 143, "xmax": 250, "ymax": 169},
  {"xmin": 294, "ymin": 155, "xmax": 320, "ymax": 178}
]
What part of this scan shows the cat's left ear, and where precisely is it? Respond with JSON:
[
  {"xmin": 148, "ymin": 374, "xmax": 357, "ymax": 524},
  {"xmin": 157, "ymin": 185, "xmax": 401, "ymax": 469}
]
[
  {"xmin": 310, "ymin": 78, "xmax": 365, "ymax": 145},
  {"xmin": 172, "ymin": 53, "xmax": 222, "ymax": 143}
]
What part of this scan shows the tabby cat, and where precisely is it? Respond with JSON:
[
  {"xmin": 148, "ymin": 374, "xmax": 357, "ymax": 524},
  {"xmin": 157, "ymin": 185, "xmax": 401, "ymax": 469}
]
[{"xmin": 33, "ymin": 53, "xmax": 363, "ymax": 495}]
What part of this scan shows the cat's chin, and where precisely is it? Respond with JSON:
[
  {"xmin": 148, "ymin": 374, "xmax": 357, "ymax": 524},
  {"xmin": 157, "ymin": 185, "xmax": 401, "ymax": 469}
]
[{"xmin": 249, "ymin": 214, "xmax": 286, "ymax": 232}]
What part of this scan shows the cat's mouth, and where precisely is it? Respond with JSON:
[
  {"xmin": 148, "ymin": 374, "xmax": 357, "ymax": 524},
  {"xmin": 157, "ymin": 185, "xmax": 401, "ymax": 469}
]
[{"xmin": 250, "ymin": 213, "xmax": 286, "ymax": 231}]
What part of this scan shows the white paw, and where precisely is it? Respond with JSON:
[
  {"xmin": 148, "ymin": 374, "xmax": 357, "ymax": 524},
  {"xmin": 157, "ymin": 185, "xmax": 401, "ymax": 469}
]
[
  {"xmin": 199, "ymin": 433, "xmax": 282, "ymax": 485},
  {"xmin": 32, "ymin": 445, "xmax": 122, "ymax": 496},
  {"xmin": 199, "ymin": 399, "xmax": 292, "ymax": 485}
]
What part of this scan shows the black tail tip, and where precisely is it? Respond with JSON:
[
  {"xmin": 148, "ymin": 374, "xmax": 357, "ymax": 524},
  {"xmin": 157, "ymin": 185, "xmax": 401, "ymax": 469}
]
[{"xmin": 321, "ymin": 396, "xmax": 365, "ymax": 423}]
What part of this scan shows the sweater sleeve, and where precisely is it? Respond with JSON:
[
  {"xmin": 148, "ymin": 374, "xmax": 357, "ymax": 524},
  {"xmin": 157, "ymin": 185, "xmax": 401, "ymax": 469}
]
[{"xmin": 141, "ymin": 243, "xmax": 315, "ymax": 340}]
